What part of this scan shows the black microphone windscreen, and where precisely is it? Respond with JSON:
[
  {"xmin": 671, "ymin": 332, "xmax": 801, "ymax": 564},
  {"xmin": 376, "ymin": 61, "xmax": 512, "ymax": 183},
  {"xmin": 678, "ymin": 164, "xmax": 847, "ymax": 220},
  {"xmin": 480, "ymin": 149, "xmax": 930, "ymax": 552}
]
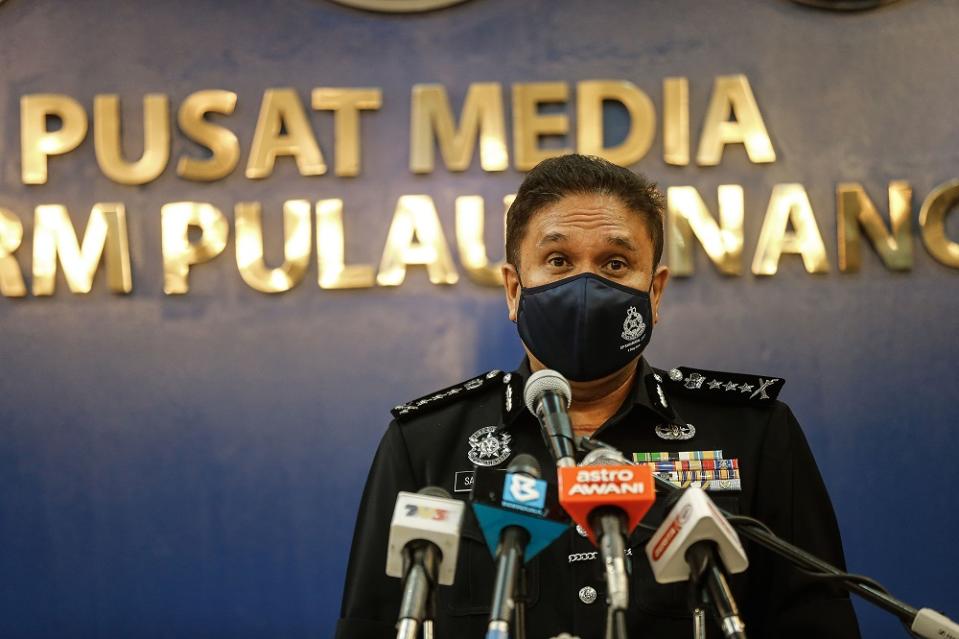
[{"xmin": 508, "ymin": 453, "xmax": 541, "ymax": 479}]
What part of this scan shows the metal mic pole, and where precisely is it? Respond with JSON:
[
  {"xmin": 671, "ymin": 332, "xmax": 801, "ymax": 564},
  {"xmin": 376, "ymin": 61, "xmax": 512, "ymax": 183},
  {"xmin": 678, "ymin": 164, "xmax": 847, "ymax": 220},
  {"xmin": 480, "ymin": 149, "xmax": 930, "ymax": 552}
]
[
  {"xmin": 687, "ymin": 579, "xmax": 707, "ymax": 639},
  {"xmin": 692, "ymin": 610, "xmax": 707, "ymax": 639},
  {"xmin": 513, "ymin": 567, "xmax": 528, "ymax": 639},
  {"xmin": 423, "ymin": 584, "xmax": 437, "ymax": 639}
]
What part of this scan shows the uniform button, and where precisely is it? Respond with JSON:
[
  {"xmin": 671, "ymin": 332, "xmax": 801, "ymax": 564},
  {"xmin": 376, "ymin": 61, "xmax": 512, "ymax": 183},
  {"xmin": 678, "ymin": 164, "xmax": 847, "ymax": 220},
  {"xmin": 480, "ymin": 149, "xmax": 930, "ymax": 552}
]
[
  {"xmin": 578, "ymin": 586, "xmax": 597, "ymax": 604},
  {"xmin": 575, "ymin": 524, "xmax": 589, "ymax": 538}
]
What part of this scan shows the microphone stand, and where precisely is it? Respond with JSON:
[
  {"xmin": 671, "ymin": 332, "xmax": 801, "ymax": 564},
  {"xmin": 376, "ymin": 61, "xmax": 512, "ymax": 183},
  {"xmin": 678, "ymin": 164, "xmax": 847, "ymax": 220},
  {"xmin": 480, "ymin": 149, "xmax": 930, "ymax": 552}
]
[
  {"xmin": 513, "ymin": 567, "xmax": 528, "ymax": 639},
  {"xmin": 604, "ymin": 606, "xmax": 629, "ymax": 639},
  {"xmin": 396, "ymin": 543, "xmax": 439, "ymax": 639},
  {"xmin": 423, "ymin": 587, "xmax": 437, "ymax": 639}
]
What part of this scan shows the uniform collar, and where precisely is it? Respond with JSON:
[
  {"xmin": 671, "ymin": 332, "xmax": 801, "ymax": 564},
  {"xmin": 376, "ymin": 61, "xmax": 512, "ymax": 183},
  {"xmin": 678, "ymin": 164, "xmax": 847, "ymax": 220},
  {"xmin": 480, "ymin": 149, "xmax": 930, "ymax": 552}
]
[{"xmin": 502, "ymin": 357, "xmax": 687, "ymax": 429}]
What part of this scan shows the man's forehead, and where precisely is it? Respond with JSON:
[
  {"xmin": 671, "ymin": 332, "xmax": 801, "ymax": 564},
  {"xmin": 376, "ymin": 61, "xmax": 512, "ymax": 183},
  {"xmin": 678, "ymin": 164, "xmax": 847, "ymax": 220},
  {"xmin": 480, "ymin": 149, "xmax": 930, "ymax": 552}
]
[
  {"xmin": 526, "ymin": 195, "xmax": 651, "ymax": 246},
  {"xmin": 537, "ymin": 231, "xmax": 638, "ymax": 251}
]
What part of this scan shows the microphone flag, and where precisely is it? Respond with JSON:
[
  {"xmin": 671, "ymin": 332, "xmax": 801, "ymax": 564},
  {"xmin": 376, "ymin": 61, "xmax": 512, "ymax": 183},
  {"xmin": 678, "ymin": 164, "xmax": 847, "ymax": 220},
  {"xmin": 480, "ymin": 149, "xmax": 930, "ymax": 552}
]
[
  {"xmin": 557, "ymin": 463, "xmax": 656, "ymax": 545},
  {"xmin": 471, "ymin": 467, "xmax": 569, "ymax": 559}
]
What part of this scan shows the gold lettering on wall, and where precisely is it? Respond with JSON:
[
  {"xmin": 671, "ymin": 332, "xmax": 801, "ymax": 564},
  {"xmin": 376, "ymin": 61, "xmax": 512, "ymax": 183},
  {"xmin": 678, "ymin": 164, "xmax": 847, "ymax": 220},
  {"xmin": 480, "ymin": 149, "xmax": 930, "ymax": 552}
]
[
  {"xmin": 919, "ymin": 179, "xmax": 959, "ymax": 268},
  {"xmin": 20, "ymin": 94, "xmax": 88, "ymax": 185},
  {"xmin": 312, "ymin": 88, "xmax": 382, "ymax": 177},
  {"xmin": 752, "ymin": 184, "xmax": 829, "ymax": 275},
  {"xmin": 176, "ymin": 90, "xmax": 241, "ymax": 182},
  {"xmin": 94, "ymin": 94, "xmax": 171, "ymax": 185},
  {"xmin": 0, "ymin": 208, "xmax": 27, "ymax": 297},
  {"xmin": 410, "ymin": 83, "xmax": 508, "ymax": 173},
  {"xmin": 377, "ymin": 195, "xmax": 459, "ymax": 286},
  {"xmin": 667, "ymin": 185, "xmax": 744, "ymax": 276},
  {"xmin": 32, "ymin": 203, "xmax": 132, "ymax": 295},
  {"xmin": 455, "ymin": 194, "xmax": 513, "ymax": 286},
  {"xmin": 161, "ymin": 202, "xmax": 229, "ymax": 294},
  {"xmin": 697, "ymin": 75, "xmax": 775, "ymax": 166},
  {"xmin": 246, "ymin": 88, "xmax": 326, "ymax": 179},
  {"xmin": 663, "ymin": 77, "xmax": 690, "ymax": 166},
  {"xmin": 316, "ymin": 198, "xmax": 376, "ymax": 289},
  {"xmin": 576, "ymin": 80, "xmax": 655, "ymax": 167},
  {"xmin": 512, "ymin": 82, "xmax": 571, "ymax": 171},
  {"xmin": 235, "ymin": 200, "xmax": 311, "ymax": 293},
  {"xmin": 837, "ymin": 181, "xmax": 913, "ymax": 272}
]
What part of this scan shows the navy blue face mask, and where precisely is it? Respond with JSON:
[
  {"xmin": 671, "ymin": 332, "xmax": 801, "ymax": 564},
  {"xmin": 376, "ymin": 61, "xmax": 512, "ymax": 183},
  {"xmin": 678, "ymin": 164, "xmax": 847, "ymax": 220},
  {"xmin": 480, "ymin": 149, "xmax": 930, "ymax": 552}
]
[{"xmin": 516, "ymin": 272, "xmax": 654, "ymax": 382}]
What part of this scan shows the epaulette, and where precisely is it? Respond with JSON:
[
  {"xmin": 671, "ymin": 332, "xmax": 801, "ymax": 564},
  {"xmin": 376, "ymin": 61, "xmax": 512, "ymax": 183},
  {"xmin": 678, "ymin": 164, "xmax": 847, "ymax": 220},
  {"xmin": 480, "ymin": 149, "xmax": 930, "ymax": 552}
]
[
  {"xmin": 391, "ymin": 369, "xmax": 506, "ymax": 421},
  {"xmin": 659, "ymin": 366, "xmax": 784, "ymax": 404}
]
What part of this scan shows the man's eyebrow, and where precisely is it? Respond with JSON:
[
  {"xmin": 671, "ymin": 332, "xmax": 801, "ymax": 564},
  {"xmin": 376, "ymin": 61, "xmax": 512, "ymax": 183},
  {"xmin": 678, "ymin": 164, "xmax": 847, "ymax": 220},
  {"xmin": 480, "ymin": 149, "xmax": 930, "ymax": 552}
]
[
  {"xmin": 538, "ymin": 232, "xmax": 568, "ymax": 246},
  {"xmin": 606, "ymin": 235, "xmax": 637, "ymax": 251}
]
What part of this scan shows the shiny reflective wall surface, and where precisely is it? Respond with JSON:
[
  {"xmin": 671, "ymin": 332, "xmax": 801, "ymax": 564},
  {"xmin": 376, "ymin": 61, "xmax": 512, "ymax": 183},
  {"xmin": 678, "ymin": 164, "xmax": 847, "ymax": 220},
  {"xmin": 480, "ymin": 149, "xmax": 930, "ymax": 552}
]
[{"xmin": 0, "ymin": 0, "xmax": 957, "ymax": 637}]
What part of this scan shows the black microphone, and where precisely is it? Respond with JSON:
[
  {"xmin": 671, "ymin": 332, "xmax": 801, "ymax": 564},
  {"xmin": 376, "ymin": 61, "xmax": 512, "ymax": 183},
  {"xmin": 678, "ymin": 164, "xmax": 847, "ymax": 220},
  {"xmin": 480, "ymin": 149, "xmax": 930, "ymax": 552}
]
[
  {"xmin": 385, "ymin": 486, "xmax": 465, "ymax": 639},
  {"xmin": 470, "ymin": 453, "xmax": 568, "ymax": 639},
  {"xmin": 686, "ymin": 542, "xmax": 746, "ymax": 639},
  {"xmin": 524, "ymin": 369, "xmax": 575, "ymax": 467}
]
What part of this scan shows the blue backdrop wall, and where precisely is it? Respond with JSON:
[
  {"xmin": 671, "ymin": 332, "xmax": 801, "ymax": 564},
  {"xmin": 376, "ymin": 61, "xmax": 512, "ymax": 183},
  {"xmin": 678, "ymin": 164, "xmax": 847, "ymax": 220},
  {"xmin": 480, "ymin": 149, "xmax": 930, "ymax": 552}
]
[{"xmin": 1, "ymin": 0, "xmax": 957, "ymax": 637}]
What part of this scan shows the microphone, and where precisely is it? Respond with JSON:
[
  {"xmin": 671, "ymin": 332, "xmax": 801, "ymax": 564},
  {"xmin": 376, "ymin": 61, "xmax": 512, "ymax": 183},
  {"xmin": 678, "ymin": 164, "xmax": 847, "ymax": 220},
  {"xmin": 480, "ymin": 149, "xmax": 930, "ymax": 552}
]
[
  {"xmin": 524, "ymin": 369, "xmax": 576, "ymax": 467},
  {"xmin": 581, "ymin": 438, "xmax": 959, "ymax": 639},
  {"xmin": 471, "ymin": 454, "xmax": 569, "ymax": 639},
  {"xmin": 385, "ymin": 486, "xmax": 465, "ymax": 639},
  {"xmin": 911, "ymin": 609, "xmax": 959, "ymax": 639},
  {"xmin": 646, "ymin": 487, "xmax": 748, "ymax": 639},
  {"xmin": 557, "ymin": 448, "xmax": 656, "ymax": 619}
]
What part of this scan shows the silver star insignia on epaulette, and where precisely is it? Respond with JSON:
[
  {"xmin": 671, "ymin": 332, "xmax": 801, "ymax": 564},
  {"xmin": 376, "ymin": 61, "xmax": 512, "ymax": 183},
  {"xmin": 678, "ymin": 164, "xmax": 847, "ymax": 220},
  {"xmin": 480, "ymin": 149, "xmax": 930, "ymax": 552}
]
[
  {"xmin": 708, "ymin": 379, "xmax": 723, "ymax": 390},
  {"xmin": 739, "ymin": 383, "xmax": 753, "ymax": 393},
  {"xmin": 723, "ymin": 381, "xmax": 738, "ymax": 392}
]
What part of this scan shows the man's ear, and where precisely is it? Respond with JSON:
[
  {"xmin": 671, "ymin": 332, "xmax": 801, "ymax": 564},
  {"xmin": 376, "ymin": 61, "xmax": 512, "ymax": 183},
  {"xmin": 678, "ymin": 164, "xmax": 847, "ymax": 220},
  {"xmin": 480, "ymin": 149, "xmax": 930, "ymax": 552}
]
[
  {"xmin": 502, "ymin": 262, "xmax": 521, "ymax": 322},
  {"xmin": 650, "ymin": 264, "xmax": 669, "ymax": 325}
]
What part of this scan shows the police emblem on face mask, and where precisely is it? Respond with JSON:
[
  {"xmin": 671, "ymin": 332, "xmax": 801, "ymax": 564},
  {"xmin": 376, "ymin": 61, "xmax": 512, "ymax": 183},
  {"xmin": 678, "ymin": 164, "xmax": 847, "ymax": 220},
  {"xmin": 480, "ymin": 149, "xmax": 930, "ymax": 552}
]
[
  {"xmin": 621, "ymin": 306, "xmax": 646, "ymax": 342},
  {"xmin": 467, "ymin": 426, "xmax": 512, "ymax": 467}
]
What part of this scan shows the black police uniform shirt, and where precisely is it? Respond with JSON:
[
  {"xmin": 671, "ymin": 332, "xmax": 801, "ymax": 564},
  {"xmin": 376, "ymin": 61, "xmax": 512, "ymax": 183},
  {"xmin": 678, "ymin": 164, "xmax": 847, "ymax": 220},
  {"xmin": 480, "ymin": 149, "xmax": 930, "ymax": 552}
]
[{"xmin": 336, "ymin": 359, "xmax": 861, "ymax": 639}]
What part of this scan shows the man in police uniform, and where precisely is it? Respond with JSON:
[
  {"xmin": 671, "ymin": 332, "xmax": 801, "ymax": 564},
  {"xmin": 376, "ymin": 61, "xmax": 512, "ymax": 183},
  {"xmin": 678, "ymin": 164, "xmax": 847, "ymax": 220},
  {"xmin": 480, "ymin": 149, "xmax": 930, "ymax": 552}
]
[{"xmin": 336, "ymin": 155, "xmax": 860, "ymax": 638}]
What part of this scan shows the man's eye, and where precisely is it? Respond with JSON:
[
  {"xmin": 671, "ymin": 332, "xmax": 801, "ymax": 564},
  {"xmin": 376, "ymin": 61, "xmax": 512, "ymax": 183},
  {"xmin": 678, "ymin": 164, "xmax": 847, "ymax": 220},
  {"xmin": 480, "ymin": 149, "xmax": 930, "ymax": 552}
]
[
  {"xmin": 548, "ymin": 256, "xmax": 568, "ymax": 268},
  {"xmin": 607, "ymin": 259, "xmax": 627, "ymax": 271}
]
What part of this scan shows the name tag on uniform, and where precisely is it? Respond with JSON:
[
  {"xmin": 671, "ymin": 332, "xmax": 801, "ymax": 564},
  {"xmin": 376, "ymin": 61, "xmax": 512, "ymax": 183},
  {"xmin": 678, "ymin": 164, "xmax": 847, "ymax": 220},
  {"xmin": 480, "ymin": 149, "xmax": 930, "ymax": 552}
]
[{"xmin": 453, "ymin": 470, "xmax": 475, "ymax": 493}]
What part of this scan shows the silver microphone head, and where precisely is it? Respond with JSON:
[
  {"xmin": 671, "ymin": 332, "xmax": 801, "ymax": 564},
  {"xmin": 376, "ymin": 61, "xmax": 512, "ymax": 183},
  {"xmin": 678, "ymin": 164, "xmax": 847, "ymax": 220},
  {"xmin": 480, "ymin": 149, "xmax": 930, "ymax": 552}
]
[
  {"xmin": 507, "ymin": 453, "xmax": 542, "ymax": 479},
  {"xmin": 418, "ymin": 486, "xmax": 453, "ymax": 499},
  {"xmin": 581, "ymin": 447, "xmax": 630, "ymax": 467},
  {"xmin": 524, "ymin": 369, "xmax": 572, "ymax": 414}
]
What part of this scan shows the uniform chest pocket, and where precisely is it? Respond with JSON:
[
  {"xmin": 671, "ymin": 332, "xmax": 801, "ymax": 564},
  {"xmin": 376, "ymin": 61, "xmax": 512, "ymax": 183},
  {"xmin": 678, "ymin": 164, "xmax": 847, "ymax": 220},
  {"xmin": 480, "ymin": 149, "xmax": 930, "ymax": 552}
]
[
  {"xmin": 627, "ymin": 491, "xmax": 742, "ymax": 618},
  {"xmin": 441, "ymin": 524, "xmax": 541, "ymax": 617}
]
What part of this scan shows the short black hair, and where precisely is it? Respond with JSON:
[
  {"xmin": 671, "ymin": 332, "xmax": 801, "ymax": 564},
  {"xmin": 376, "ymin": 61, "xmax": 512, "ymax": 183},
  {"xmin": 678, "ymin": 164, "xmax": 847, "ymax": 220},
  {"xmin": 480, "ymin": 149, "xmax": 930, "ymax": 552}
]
[{"xmin": 505, "ymin": 154, "xmax": 665, "ymax": 269}]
